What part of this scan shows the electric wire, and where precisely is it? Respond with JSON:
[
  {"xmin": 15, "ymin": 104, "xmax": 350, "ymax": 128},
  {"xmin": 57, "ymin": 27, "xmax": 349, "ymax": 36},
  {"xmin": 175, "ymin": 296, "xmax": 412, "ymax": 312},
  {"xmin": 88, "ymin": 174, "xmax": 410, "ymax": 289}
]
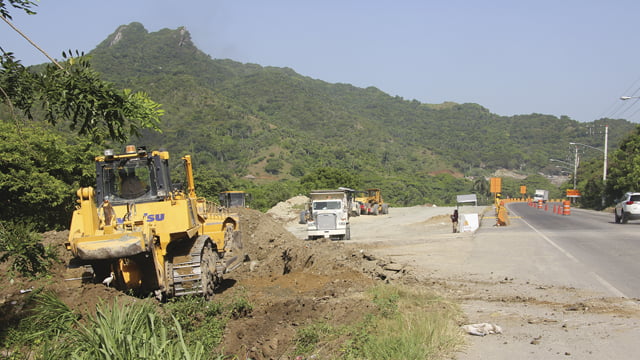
[{"xmin": 603, "ymin": 75, "xmax": 640, "ymax": 122}]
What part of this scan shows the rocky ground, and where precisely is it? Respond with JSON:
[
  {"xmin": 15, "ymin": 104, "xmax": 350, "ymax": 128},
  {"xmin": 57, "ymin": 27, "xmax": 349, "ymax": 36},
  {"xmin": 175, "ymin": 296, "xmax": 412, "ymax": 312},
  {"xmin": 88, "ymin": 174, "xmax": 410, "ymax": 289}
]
[{"xmin": 2, "ymin": 196, "xmax": 639, "ymax": 359}]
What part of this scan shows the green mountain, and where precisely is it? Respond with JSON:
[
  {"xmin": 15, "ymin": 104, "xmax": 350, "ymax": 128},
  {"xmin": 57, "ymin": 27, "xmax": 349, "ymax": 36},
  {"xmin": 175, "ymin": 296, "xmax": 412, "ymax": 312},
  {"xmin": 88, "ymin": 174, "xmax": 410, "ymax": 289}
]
[{"xmin": 87, "ymin": 23, "xmax": 634, "ymax": 186}]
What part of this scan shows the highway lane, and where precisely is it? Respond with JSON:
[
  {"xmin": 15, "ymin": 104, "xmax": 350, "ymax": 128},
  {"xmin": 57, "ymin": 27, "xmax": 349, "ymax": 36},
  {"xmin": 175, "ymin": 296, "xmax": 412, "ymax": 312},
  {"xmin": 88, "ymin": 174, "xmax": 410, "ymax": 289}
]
[{"xmin": 508, "ymin": 202, "xmax": 640, "ymax": 299}]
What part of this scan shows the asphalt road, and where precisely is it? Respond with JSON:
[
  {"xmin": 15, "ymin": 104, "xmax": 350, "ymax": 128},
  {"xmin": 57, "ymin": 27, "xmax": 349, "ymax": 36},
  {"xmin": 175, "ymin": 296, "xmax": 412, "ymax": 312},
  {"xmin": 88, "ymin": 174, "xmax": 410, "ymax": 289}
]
[
  {"xmin": 286, "ymin": 202, "xmax": 640, "ymax": 299},
  {"xmin": 507, "ymin": 202, "xmax": 640, "ymax": 299}
]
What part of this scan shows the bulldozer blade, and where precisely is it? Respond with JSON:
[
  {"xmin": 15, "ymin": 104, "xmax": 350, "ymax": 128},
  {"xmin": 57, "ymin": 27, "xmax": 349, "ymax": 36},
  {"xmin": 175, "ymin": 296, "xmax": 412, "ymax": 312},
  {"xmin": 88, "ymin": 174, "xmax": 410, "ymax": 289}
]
[
  {"xmin": 224, "ymin": 255, "xmax": 241, "ymax": 273},
  {"xmin": 231, "ymin": 231, "xmax": 243, "ymax": 250}
]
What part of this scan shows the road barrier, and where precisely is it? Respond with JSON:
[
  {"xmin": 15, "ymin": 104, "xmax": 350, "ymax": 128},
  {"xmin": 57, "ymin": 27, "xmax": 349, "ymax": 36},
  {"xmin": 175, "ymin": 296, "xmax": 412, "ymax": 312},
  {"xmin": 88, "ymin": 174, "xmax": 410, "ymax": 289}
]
[
  {"xmin": 505, "ymin": 198, "xmax": 572, "ymax": 216},
  {"xmin": 496, "ymin": 200, "xmax": 509, "ymax": 226}
]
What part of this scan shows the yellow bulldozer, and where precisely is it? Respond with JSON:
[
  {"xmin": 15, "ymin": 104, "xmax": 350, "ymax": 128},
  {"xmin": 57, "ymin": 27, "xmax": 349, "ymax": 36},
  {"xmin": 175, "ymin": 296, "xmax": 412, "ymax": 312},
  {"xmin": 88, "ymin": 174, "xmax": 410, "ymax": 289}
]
[
  {"xmin": 219, "ymin": 190, "xmax": 250, "ymax": 208},
  {"xmin": 65, "ymin": 145, "xmax": 242, "ymax": 300},
  {"xmin": 355, "ymin": 188, "xmax": 389, "ymax": 215}
]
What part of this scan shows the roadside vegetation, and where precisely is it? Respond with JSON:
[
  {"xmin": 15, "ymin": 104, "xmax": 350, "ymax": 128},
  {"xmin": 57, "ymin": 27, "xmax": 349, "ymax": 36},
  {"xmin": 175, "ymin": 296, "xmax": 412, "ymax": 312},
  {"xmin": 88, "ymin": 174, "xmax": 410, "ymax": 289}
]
[
  {"xmin": 292, "ymin": 284, "xmax": 465, "ymax": 359},
  {"xmin": 1, "ymin": 290, "xmax": 255, "ymax": 359},
  {"xmin": 1, "ymin": 284, "xmax": 464, "ymax": 360}
]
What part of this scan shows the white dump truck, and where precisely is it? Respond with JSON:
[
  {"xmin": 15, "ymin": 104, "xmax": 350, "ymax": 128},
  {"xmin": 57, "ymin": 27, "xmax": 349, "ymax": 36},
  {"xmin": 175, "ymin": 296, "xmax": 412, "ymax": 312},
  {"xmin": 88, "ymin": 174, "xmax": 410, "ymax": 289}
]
[{"xmin": 305, "ymin": 189, "xmax": 351, "ymax": 240}]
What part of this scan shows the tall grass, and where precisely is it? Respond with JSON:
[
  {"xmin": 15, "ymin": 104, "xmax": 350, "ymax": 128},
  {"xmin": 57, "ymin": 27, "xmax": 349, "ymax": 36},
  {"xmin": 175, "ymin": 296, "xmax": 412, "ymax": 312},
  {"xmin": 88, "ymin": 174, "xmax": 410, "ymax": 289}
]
[
  {"xmin": 2, "ymin": 291, "xmax": 252, "ymax": 359},
  {"xmin": 294, "ymin": 284, "xmax": 465, "ymax": 360},
  {"xmin": 65, "ymin": 299, "xmax": 205, "ymax": 360}
]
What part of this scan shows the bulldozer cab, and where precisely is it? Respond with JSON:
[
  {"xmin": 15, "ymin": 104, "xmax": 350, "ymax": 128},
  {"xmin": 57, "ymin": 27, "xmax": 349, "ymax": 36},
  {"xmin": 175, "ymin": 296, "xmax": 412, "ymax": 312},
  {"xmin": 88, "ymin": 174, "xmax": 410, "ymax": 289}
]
[
  {"xmin": 365, "ymin": 188, "xmax": 381, "ymax": 199},
  {"xmin": 96, "ymin": 146, "xmax": 172, "ymax": 206},
  {"xmin": 219, "ymin": 191, "xmax": 249, "ymax": 208}
]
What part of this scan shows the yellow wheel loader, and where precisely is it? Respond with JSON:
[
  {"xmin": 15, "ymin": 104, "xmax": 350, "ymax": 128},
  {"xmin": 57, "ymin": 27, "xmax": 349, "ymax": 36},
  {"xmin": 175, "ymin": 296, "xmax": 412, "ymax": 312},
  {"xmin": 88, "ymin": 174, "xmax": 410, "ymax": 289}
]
[
  {"xmin": 355, "ymin": 188, "xmax": 389, "ymax": 215},
  {"xmin": 65, "ymin": 145, "xmax": 243, "ymax": 300}
]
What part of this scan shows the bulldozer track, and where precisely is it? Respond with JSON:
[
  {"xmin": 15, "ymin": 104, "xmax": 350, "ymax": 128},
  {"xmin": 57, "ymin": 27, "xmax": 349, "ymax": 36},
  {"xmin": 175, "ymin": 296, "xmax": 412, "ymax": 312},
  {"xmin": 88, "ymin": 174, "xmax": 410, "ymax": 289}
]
[{"xmin": 169, "ymin": 235, "xmax": 220, "ymax": 298}]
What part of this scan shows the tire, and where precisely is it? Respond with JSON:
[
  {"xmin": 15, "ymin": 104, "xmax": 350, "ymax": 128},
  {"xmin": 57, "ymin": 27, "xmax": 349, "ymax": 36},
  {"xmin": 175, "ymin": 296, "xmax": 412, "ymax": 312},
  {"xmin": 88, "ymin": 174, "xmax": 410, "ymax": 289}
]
[
  {"xmin": 372, "ymin": 204, "xmax": 379, "ymax": 215},
  {"xmin": 615, "ymin": 210, "xmax": 621, "ymax": 223},
  {"xmin": 299, "ymin": 211, "xmax": 307, "ymax": 224},
  {"xmin": 382, "ymin": 204, "xmax": 389, "ymax": 215},
  {"xmin": 621, "ymin": 210, "xmax": 629, "ymax": 224},
  {"xmin": 345, "ymin": 225, "xmax": 351, "ymax": 240}
]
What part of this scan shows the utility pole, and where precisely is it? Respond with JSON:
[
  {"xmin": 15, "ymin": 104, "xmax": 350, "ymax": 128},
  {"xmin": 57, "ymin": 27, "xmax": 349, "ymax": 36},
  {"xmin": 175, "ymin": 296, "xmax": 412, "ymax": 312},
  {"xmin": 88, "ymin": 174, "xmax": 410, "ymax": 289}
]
[
  {"xmin": 603, "ymin": 125, "xmax": 608, "ymax": 182},
  {"xmin": 573, "ymin": 145, "xmax": 579, "ymax": 190}
]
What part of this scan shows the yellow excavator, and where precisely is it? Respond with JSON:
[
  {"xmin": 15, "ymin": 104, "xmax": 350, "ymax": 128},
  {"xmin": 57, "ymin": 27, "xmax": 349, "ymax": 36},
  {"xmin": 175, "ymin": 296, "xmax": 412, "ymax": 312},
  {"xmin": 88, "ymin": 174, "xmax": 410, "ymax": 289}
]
[{"xmin": 65, "ymin": 145, "xmax": 243, "ymax": 300}]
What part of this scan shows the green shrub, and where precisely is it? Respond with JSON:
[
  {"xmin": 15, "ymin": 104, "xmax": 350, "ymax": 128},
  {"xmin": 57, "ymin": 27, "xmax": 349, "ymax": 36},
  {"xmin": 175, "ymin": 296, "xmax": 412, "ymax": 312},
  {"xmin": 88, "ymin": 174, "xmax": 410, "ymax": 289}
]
[
  {"xmin": 0, "ymin": 221, "xmax": 58, "ymax": 278},
  {"xmin": 294, "ymin": 322, "xmax": 334, "ymax": 355},
  {"xmin": 162, "ymin": 295, "xmax": 227, "ymax": 351}
]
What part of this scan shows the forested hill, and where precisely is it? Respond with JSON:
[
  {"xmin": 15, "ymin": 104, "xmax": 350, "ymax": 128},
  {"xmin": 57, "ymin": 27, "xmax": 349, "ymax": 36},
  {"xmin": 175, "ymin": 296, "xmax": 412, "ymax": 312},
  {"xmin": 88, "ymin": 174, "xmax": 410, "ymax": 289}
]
[{"xmin": 89, "ymin": 23, "xmax": 635, "ymax": 184}]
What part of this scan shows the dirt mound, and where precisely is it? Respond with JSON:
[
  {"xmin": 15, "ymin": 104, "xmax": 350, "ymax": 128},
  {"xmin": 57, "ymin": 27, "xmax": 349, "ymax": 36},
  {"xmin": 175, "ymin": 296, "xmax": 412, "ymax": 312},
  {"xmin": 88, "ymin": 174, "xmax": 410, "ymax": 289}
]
[
  {"xmin": 1, "ymin": 205, "xmax": 404, "ymax": 359},
  {"xmin": 223, "ymin": 207, "xmax": 404, "ymax": 358},
  {"xmin": 265, "ymin": 195, "xmax": 308, "ymax": 224}
]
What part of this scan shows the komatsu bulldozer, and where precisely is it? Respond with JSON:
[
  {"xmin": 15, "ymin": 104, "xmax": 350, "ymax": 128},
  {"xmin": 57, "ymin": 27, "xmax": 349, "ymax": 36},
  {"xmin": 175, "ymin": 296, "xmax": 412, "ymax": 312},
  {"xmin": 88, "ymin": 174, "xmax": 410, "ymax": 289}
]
[{"xmin": 65, "ymin": 145, "xmax": 243, "ymax": 300}]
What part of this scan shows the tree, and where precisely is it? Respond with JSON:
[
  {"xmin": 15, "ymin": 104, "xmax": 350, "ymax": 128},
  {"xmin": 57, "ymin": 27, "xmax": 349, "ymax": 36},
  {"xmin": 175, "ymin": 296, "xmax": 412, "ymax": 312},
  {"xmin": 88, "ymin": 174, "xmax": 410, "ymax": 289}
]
[
  {"xmin": 1, "ymin": 2, "xmax": 163, "ymax": 143},
  {"xmin": 264, "ymin": 158, "xmax": 284, "ymax": 175},
  {"xmin": 472, "ymin": 177, "xmax": 490, "ymax": 204},
  {"xmin": 605, "ymin": 126, "xmax": 640, "ymax": 201},
  {"xmin": 0, "ymin": 121, "xmax": 96, "ymax": 230},
  {"xmin": 0, "ymin": 1, "xmax": 163, "ymax": 229},
  {"xmin": 299, "ymin": 167, "xmax": 361, "ymax": 192}
]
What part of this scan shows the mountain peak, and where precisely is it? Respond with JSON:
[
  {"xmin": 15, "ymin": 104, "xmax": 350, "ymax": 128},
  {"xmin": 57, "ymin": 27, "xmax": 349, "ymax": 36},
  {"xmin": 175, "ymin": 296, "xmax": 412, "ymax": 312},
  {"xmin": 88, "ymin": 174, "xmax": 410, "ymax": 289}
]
[{"xmin": 95, "ymin": 22, "xmax": 195, "ymax": 51}]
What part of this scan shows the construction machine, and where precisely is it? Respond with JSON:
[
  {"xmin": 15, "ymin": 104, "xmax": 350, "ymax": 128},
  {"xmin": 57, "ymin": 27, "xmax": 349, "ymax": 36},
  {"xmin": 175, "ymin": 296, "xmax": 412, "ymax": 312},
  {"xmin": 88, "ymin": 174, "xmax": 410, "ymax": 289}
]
[
  {"xmin": 65, "ymin": 145, "xmax": 243, "ymax": 300},
  {"xmin": 355, "ymin": 188, "xmax": 389, "ymax": 215},
  {"xmin": 219, "ymin": 190, "xmax": 250, "ymax": 208},
  {"xmin": 305, "ymin": 189, "xmax": 351, "ymax": 240}
]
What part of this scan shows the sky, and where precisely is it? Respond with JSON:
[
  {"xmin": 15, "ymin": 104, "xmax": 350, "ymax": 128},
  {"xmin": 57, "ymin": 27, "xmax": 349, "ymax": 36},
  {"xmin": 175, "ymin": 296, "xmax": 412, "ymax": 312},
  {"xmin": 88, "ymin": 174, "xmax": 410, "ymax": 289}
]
[{"xmin": 3, "ymin": 0, "xmax": 640, "ymax": 123}]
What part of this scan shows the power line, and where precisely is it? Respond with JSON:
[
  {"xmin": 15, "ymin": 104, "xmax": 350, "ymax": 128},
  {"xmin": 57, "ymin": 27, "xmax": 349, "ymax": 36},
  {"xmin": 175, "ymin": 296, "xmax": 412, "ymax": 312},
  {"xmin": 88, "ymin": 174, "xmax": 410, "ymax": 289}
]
[{"xmin": 599, "ymin": 74, "xmax": 640, "ymax": 121}]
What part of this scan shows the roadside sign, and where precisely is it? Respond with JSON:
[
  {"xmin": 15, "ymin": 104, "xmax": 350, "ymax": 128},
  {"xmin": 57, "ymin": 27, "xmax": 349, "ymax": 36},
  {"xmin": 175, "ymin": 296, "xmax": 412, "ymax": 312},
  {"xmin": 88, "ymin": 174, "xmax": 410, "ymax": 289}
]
[
  {"xmin": 490, "ymin": 177, "xmax": 502, "ymax": 193},
  {"xmin": 566, "ymin": 189, "xmax": 581, "ymax": 197}
]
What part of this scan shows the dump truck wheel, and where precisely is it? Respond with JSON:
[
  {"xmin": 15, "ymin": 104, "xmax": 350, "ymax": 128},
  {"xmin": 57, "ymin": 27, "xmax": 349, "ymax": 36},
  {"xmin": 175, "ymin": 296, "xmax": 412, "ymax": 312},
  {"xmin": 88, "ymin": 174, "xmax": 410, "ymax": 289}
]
[
  {"xmin": 382, "ymin": 204, "xmax": 389, "ymax": 214},
  {"xmin": 372, "ymin": 204, "xmax": 379, "ymax": 215}
]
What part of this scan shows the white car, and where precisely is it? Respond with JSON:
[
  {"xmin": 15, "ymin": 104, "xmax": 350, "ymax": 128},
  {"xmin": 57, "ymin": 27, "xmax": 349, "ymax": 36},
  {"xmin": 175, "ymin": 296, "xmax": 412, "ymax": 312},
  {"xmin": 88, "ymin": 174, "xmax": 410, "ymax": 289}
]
[{"xmin": 614, "ymin": 192, "xmax": 640, "ymax": 223}]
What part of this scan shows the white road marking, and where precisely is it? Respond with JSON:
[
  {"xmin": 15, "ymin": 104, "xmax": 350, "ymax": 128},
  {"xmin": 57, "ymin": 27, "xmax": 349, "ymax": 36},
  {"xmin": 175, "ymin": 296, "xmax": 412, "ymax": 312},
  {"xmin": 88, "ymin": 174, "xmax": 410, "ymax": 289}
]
[{"xmin": 509, "ymin": 207, "xmax": 629, "ymax": 298}]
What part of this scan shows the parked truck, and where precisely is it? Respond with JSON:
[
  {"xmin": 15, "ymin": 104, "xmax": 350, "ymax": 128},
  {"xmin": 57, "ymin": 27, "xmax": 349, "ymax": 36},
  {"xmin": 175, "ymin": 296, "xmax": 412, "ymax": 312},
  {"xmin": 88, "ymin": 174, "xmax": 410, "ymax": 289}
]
[
  {"xmin": 305, "ymin": 189, "xmax": 351, "ymax": 240},
  {"xmin": 533, "ymin": 189, "xmax": 549, "ymax": 203}
]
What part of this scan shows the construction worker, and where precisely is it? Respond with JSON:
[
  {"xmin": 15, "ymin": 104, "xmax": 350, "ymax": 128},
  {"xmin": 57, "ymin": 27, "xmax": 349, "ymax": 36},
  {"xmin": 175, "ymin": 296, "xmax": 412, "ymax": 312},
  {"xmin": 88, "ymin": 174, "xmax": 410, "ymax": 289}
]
[
  {"xmin": 119, "ymin": 168, "xmax": 146, "ymax": 199},
  {"xmin": 451, "ymin": 209, "xmax": 459, "ymax": 233}
]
